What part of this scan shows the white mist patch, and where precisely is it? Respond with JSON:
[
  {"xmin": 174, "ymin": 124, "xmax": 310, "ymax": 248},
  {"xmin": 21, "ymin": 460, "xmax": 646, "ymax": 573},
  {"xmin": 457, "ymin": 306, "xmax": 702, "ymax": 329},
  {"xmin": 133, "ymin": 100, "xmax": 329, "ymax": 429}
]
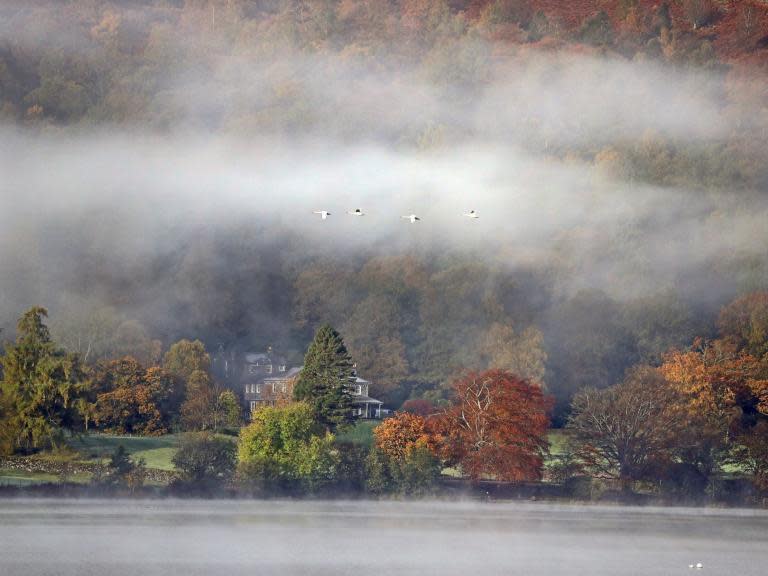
[
  {"xmin": 0, "ymin": 499, "xmax": 766, "ymax": 576},
  {"xmin": 2, "ymin": 126, "xmax": 766, "ymax": 288},
  {"xmin": 0, "ymin": 43, "xmax": 766, "ymax": 333}
]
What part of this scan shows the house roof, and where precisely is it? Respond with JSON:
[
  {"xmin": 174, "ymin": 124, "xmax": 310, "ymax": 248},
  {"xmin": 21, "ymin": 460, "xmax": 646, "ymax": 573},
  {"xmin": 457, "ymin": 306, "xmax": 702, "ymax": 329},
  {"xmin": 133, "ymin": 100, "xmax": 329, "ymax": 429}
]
[
  {"xmin": 263, "ymin": 367, "xmax": 302, "ymax": 381},
  {"xmin": 351, "ymin": 395, "xmax": 383, "ymax": 405},
  {"xmin": 244, "ymin": 352, "xmax": 287, "ymax": 364}
]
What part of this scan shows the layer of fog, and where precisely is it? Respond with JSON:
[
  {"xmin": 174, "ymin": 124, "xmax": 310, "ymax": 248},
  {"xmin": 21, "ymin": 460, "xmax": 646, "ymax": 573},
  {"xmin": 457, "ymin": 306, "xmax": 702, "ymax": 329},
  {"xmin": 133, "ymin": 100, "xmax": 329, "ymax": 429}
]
[
  {"xmin": 1, "ymin": 46, "xmax": 767, "ymax": 340},
  {"xmin": 0, "ymin": 499, "xmax": 766, "ymax": 576}
]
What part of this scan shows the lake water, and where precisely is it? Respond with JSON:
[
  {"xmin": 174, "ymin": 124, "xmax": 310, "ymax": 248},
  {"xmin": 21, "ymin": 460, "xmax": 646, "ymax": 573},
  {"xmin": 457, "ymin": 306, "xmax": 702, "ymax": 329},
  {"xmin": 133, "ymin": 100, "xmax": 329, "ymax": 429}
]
[{"xmin": 0, "ymin": 499, "xmax": 766, "ymax": 575}]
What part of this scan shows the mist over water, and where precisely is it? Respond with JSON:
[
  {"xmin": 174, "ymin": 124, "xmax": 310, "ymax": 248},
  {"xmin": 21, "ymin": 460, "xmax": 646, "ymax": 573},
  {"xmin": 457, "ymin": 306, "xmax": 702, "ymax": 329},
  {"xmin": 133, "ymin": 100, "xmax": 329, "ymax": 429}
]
[{"xmin": 0, "ymin": 499, "xmax": 766, "ymax": 576}]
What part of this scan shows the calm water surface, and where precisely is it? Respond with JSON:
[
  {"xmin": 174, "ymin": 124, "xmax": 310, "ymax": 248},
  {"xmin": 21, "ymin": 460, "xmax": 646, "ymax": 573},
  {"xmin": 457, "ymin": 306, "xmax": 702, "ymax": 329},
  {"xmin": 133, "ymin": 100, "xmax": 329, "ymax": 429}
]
[{"xmin": 0, "ymin": 499, "xmax": 766, "ymax": 576}]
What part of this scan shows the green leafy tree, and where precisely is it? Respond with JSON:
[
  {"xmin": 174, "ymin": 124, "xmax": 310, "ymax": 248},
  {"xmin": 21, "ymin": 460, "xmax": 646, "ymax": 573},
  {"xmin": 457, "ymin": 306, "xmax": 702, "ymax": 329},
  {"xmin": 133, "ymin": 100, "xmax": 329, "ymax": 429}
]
[
  {"xmin": 364, "ymin": 443, "xmax": 440, "ymax": 496},
  {"xmin": 0, "ymin": 307, "xmax": 89, "ymax": 453},
  {"xmin": 237, "ymin": 402, "xmax": 339, "ymax": 494},
  {"xmin": 163, "ymin": 339, "xmax": 211, "ymax": 380},
  {"xmin": 392, "ymin": 443, "xmax": 441, "ymax": 496},
  {"xmin": 293, "ymin": 324, "xmax": 354, "ymax": 432},
  {"xmin": 364, "ymin": 446, "xmax": 391, "ymax": 495},
  {"xmin": 214, "ymin": 390, "xmax": 242, "ymax": 429}
]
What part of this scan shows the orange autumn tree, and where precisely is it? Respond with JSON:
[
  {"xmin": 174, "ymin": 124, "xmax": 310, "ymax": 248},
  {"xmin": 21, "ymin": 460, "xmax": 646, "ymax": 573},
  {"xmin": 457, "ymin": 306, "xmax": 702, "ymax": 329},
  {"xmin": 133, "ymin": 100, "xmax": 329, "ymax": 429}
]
[
  {"xmin": 659, "ymin": 339, "xmax": 737, "ymax": 436},
  {"xmin": 93, "ymin": 357, "xmax": 184, "ymax": 435},
  {"xmin": 436, "ymin": 369, "xmax": 552, "ymax": 482},
  {"xmin": 367, "ymin": 411, "xmax": 441, "ymax": 496},
  {"xmin": 661, "ymin": 338, "xmax": 768, "ymax": 430},
  {"xmin": 660, "ymin": 338, "xmax": 768, "ymax": 476},
  {"xmin": 373, "ymin": 411, "xmax": 434, "ymax": 460}
]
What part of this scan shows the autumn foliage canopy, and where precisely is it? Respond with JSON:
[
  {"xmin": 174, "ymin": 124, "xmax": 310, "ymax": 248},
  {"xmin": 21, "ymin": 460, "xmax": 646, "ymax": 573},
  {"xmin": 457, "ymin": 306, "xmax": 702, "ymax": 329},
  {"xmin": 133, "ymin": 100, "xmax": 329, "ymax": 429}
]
[
  {"xmin": 435, "ymin": 369, "xmax": 552, "ymax": 482},
  {"xmin": 373, "ymin": 411, "xmax": 434, "ymax": 460}
]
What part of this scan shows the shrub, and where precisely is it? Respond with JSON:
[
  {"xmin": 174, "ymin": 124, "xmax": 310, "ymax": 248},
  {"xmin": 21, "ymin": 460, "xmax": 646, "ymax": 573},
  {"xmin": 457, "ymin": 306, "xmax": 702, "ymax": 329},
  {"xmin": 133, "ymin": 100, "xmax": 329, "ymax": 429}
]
[
  {"xmin": 172, "ymin": 432, "xmax": 236, "ymax": 492},
  {"xmin": 364, "ymin": 440, "xmax": 440, "ymax": 497}
]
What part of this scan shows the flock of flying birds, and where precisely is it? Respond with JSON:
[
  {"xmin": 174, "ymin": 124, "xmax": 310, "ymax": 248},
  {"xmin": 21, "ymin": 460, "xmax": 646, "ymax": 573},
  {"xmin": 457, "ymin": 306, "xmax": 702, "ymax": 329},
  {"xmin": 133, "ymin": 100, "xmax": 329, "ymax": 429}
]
[{"xmin": 312, "ymin": 209, "xmax": 479, "ymax": 222}]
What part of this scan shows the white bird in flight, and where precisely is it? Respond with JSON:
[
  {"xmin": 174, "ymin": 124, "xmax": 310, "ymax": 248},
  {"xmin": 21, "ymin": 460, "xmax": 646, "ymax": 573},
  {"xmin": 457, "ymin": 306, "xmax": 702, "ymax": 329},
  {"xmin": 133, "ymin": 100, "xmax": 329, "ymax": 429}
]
[
  {"xmin": 464, "ymin": 210, "xmax": 479, "ymax": 219},
  {"xmin": 401, "ymin": 214, "xmax": 421, "ymax": 224},
  {"xmin": 348, "ymin": 208, "xmax": 365, "ymax": 216},
  {"xmin": 313, "ymin": 210, "xmax": 332, "ymax": 220}
]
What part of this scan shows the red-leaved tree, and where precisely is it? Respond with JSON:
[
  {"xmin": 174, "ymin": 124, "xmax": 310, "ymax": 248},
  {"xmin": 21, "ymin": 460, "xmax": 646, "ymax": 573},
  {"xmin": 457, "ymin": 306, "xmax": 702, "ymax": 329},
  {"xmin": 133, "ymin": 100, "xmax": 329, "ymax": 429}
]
[{"xmin": 434, "ymin": 369, "xmax": 552, "ymax": 482}]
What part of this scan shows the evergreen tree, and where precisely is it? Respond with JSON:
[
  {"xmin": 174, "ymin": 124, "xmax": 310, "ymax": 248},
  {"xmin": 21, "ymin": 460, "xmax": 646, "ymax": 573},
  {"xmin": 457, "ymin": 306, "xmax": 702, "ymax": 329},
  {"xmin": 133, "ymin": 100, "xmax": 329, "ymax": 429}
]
[
  {"xmin": 0, "ymin": 307, "xmax": 89, "ymax": 453},
  {"xmin": 293, "ymin": 324, "xmax": 354, "ymax": 432},
  {"xmin": 109, "ymin": 445, "xmax": 134, "ymax": 478}
]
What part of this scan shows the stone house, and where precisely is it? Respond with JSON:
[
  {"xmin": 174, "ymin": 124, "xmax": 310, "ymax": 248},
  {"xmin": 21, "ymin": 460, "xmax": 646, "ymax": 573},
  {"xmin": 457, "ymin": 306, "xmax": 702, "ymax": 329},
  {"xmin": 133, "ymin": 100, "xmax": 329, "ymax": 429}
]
[{"xmin": 239, "ymin": 348, "xmax": 383, "ymax": 418}]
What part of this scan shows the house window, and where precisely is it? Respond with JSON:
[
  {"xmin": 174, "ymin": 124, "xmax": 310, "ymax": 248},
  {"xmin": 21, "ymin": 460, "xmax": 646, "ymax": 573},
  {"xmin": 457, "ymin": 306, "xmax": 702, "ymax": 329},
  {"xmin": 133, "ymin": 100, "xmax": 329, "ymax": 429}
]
[
  {"xmin": 281, "ymin": 383, "xmax": 287, "ymax": 393},
  {"xmin": 256, "ymin": 384, "xmax": 261, "ymax": 394},
  {"xmin": 354, "ymin": 385, "xmax": 362, "ymax": 395},
  {"xmin": 279, "ymin": 365, "xmax": 286, "ymax": 372},
  {"xmin": 265, "ymin": 364, "xmax": 273, "ymax": 374},
  {"xmin": 250, "ymin": 401, "xmax": 256, "ymax": 412},
  {"xmin": 248, "ymin": 365, "xmax": 259, "ymax": 374}
]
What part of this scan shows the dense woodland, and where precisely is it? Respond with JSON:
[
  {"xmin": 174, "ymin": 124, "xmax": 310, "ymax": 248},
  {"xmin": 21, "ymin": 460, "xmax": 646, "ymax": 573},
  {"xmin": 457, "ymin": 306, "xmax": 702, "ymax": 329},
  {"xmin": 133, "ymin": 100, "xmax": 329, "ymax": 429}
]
[
  {"xmin": 1, "ymin": 1, "xmax": 768, "ymax": 497},
  {"xmin": 2, "ymin": 2, "xmax": 768, "ymax": 411},
  {"xmin": 1, "ymin": 296, "xmax": 768, "ymax": 499}
]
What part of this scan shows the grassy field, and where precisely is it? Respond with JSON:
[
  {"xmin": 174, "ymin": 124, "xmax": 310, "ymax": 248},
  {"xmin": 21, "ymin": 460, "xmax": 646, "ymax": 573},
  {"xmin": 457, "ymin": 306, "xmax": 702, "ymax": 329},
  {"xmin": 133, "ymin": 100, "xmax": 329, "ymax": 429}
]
[
  {"xmin": 0, "ymin": 469, "xmax": 63, "ymax": 486},
  {"xmin": 68, "ymin": 433, "xmax": 183, "ymax": 471},
  {"xmin": 0, "ymin": 468, "xmax": 93, "ymax": 486},
  {"xmin": 547, "ymin": 430, "xmax": 570, "ymax": 458}
]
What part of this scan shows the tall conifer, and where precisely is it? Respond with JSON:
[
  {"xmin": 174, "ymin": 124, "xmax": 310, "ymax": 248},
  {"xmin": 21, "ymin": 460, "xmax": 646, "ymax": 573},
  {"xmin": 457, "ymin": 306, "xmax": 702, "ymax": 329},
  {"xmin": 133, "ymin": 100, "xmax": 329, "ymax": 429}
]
[{"xmin": 294, "ymin": 324, "xmax": 354, "ymax": 432}]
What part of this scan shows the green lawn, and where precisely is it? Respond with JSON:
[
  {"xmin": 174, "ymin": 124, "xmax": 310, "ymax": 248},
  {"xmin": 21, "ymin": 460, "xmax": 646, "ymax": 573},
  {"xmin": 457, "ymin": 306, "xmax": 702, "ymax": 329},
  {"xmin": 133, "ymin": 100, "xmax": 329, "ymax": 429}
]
[
  {"xmin": 0, "ymin": 469, "xmax": 92, "ymax": 486},
  {"xmin": 68, "ymin": 433, "xmax": 182, "ymax": 471},
  {"xmin": 547, "ymin": 430, "xmax": 570, "ymax": 458}
]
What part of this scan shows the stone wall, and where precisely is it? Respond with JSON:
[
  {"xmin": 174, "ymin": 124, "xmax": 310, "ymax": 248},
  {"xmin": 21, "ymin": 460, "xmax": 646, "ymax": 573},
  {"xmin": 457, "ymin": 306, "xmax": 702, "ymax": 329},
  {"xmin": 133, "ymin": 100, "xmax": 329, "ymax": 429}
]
[{"xmin": 0, "ymin": 456, "xmax": 177, "ymax": 484}]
